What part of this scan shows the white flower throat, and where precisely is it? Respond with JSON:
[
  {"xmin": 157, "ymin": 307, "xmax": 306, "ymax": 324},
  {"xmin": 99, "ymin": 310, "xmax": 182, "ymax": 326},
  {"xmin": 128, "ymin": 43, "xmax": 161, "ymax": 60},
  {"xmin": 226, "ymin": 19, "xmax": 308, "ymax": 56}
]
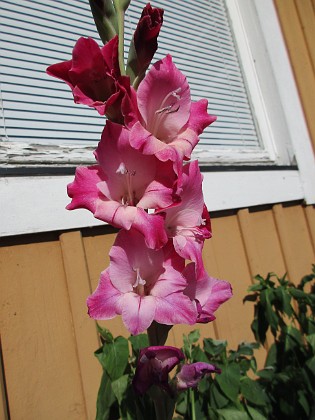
[
  {"xmin": 151, "ymin": 87, "xmax": 182, "ymax": 138},
  {"xmin": 116, "ymin": 162, "xmax": 137, "ymax": 206},
  {"xmin": 133, "ymin": 268, "xmax": 146, "ymax": 296}
]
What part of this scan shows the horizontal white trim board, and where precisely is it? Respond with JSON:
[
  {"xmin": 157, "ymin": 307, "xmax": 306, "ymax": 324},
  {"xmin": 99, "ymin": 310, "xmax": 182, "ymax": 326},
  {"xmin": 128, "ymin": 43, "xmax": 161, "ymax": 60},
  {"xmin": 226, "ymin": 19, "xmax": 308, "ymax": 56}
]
[{"xmin": 0, "ymin": 171, "xmax": 304, "ymax": 237}]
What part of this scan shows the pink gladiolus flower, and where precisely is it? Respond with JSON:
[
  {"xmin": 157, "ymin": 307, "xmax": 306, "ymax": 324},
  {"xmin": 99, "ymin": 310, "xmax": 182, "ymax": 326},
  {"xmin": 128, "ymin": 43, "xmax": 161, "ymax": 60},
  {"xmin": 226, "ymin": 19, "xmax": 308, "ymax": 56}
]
[
  {"xmin": 183, "ymin": 262, "xmax": 232, "ymax": 323},
  {"xmin": 158, "ymin": 160, "xmax": 211, "ymax": 265},
  {"xmin": 133, "ymin": 346, "xmax": 184, "ymax": 395},
  {"xmin": 46, "ymin": 36, "xmax": 135, "ymax": 122},
  {"xmin": 126, "ymin": 55, "xmax": 216, "ymax": 173},
  {"xmin": 87, "ymin": 229, "xmax": 197, "ymax": 335},
  {"xmin": 67, "ymin": 121, "xmax": 177, "ymax": 249},
  {"xmin": 176, "ymin": 362, "xmax": 221, "ymax": 390}
]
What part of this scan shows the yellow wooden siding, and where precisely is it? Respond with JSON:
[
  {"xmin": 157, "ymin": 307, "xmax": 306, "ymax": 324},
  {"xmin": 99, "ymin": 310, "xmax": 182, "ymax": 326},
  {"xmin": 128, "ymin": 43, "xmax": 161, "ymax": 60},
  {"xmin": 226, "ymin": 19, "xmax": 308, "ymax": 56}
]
[
  {"xmin": 1, "ymin": 0, "xmax": 315, "ymax": 418},
  {"xmin": 1, "ymin": 204, "xmax": 314, "ymax": 419},
  {"xmin": 274, "ymin": 0, "xmax": 315, "ymax": 151}
]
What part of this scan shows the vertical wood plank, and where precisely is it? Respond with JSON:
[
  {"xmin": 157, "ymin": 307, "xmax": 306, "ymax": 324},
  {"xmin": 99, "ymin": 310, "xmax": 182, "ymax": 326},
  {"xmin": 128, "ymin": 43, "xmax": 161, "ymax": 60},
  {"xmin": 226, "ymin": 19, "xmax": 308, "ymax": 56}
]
[
  {"xmin": 274, "ymin": 0, "xmax": 315, "ymax": 150},
  {"xmin": 60, "ymin": 231, "xmax": 101, "ymax": 420},
  {"xmin": 273, "ymin": 204, "xmax": 315, "ymax": 282},
  {"xmin": 0, "ymin": 241, "xmax": 86, "ymax": 420},
  {"xmin": 294, "ymin": 0, "xmax": 315, "ymax": 70},
  {"xmin": 304, "ymin": 205, "xmax": 315, "ymax": 252},
  {"xmin": 238, "ymin": 208, "xmax": 286, "ymax": 277},
  {"xmin": 0, "ymin": 344, "xmax": 9, "ymax": 420},
  {"xmin": 237, "ymin": 208, "xmax": 288, "ymax": 362},
  {"xmin": 203, "ymin": 215, "xmax": 255, "ymax": 350}
]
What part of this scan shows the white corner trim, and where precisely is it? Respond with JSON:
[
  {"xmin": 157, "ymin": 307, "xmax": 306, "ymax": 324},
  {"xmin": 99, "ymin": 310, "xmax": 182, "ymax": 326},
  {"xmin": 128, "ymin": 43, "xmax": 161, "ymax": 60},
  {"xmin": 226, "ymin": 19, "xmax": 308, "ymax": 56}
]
[{"xmin": 0, "ymin": 171, "xmax": 304, "ymax": 237}]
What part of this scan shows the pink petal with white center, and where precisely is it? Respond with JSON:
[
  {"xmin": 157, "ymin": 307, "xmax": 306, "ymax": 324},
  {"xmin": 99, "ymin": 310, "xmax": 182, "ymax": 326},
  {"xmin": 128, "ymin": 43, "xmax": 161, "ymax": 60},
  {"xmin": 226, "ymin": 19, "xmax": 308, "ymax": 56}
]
[
  {"xmin": 137, "ymin": 55, "xmax": 191, "ymax": 140},
  {"xmin": 129, "ymin": 121, "xmax": 193, "ymax": 175},
  {"xmin": 96, "ymin": 121, "xmax": 176, "ymax": 212},
  {"xmin": 154, "ymin": 293, "xmax": 197, "ymax": 326},
  {"xmin": 94, "ymin": 198, "xmax": 137, "ymax": 229},
  {"xmin": 107, "ymin": 241, "xmax": 136, "ymax": 294},
  {"xmin": 121, "ymin": 293, "xmax": 156, "ymax": 335},
  {"xmin": 109, "ymin": 229, "xmax": 165, "ymax": 288},
  {"xmin": 67, "ymin": 165, "xmax": 104, "ymax": 213},
  {"xmin": 87, "ymin": 269, "xmax": 122, "ymax": 320}
]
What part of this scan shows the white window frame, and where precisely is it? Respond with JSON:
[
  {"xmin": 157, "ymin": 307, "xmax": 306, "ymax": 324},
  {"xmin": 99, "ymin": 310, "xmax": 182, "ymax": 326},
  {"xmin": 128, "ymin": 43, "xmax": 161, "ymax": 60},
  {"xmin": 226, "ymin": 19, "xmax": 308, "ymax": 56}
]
[{"xmin": 0, "ymin": 0, "xmax": 314, "ymax": 237}]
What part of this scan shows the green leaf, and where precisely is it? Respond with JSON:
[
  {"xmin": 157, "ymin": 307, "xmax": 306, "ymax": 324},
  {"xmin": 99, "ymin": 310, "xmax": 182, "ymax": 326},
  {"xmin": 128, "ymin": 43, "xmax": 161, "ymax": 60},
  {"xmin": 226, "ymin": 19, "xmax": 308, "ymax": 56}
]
[
  {"xmin": 275, "ymin": 287, "xmax": 293, "ymax": 317},
  {"xmin": 251, "ymin": 305, "xmax": 269, "ymax": 345},
  {"xmin": 264, "ymin": 343, "xmax": 277, "ymax": 368},
  {"xmin": 97, "ymin": 324, "xmax": 114, "ymax": 343},
  {"xmin": 306, "ymin": 333, "xmax": 315, "ymax": 351},
  {"xmin": 246, "ymin": 406, "xmax": 268, "ymax": 420},
  {"xmin": 192, "ymin": 345, "xmax": 209, "ymax": 363},
  {"xmin": 237, "ymin": 342, "xmax": 260, "ymax": 356},
  {"xmin": 284, "ymin": 325, "xmax": 303, "ymax": 352},
  {"xmin": 240, "ymin": 377, "xmax": 268, "ymax": 406},
  {"xmin": 216, "ymin": 363, "xmax": 241, "ymax": 402},
  {"xmin": 175, "ymin": 391, "xmax": 187, "ymax": 416},
  {"xmin": 99, "ymin": 336, "xmax": 129, "ymax": 381},
  {"xmin": 289, "ymin": 288, "xmax": 308, "ymax": 299},
  {"xmin": 260, "ymin": 289, "xmax": 278, "ymax": 336},
  {"xmin": 297, "ymin": 390, "xmax": 310, "ymax": 417},
  {"xmin": 305, "ymin": 356, "xmax": 315, "ymax": 379},
  {"xmin": 111, "ymin": 374, "xmax": 129, "ymax": 405},
  {"xmin": 204, "ymin": 338, "xmax": 227, "ymax": 357},
  {"xmin": 96, "ymin": 370, "xmax": 117, "ymax": 420},
  {"xmin": 188, "ymin": 329, "xmax": 200, "ymax": 343},
  {"xmin": 216, "ymin": 407, "xmax": 249, "ymax": 420},
  {"xmin": 256, "ymin": 367, "xmax": 275, "ymax": 380},
  {"xmin": 128, "ymin": 334, "xmax": 149, "ymax": 356},
  {"xmin": 210, "ymin": 382, "xmax": 230, "ymax": 409}
]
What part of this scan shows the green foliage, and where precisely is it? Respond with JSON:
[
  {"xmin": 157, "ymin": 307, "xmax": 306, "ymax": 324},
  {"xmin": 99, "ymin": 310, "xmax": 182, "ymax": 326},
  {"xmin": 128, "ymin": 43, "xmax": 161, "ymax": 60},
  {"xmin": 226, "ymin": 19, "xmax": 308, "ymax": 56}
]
[
  {"xmin": 95, "ymin": 328, "xmax": 155, "ymax": 420},
  {"xmin": 175, "ymin": 266, "xmax": 315, "ymax": 419},
  {"xmin": 94, "ymin": 266, "xmax": 315, "ymax": 419}
]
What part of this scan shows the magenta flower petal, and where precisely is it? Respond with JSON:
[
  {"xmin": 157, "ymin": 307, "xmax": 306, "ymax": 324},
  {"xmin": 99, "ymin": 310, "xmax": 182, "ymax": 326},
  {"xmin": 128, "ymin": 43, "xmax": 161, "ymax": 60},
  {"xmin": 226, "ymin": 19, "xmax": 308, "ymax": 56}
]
[
  {"xmin": 160, "ymin": 160, "xmax": 211, "ymax": 263},
  {"xmin": 120, "ymin": 293, "xmax": 156, "ymax": 335},
  {"xmin": 87, "ymin": 229, "xmax": 198, "ymax": 334},
  {"xmin": 66, "ymin": 121, "xmax": 177, "ymax": 249},
  {"xmin": 137, "ymin": 55, "xmax": 191, "ymax": 137},
  {"xmin": 154, "ymin": 293, "xmax": 197, "ymax": 326},
  {"xmin": 47, "ymin": 37, "xmax": 122, "ymax": 117},
  {"xmin": 176, "ymin": 362, "xmax": 221, "ymax": 390},
  {"xmin": 131, "ymin": 209, "xmax": 168, "ymax": 250},
  {"xmin": 87, "ymin": 269, "xmax": 122, "ymax": 320},
  {"xmin": 133, "ymin": 345, "xmax": 184, "ymax": 395},
  {"xmin": 66, "ymin": 165, "xmax": 104, "ymax": 213},
  {"xmin": 128, "ymin": 55, "xmax": 216, "ymax": 172},
  {"xmin": 183, "ymin": 262, "xmax": 232, "ymax": 323},
  {"xmin": 188, "ymin": 100, "xmax": 217, "ymax": 135}
]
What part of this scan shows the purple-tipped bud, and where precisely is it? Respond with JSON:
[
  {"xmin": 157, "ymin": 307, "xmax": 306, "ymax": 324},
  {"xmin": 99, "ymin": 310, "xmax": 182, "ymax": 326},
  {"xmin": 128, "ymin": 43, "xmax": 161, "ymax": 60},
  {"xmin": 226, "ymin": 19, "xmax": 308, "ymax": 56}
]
[
  {"xmin": 176, "ymin": 362, "xmax": 221, "ymax": 390},
  {"xmin": 127, "ymin": 3, "xmax": 164, "ymax": 84},
  {"xmin": 132, "ymin": 346, "xmax": 184, "ymax": 395}
]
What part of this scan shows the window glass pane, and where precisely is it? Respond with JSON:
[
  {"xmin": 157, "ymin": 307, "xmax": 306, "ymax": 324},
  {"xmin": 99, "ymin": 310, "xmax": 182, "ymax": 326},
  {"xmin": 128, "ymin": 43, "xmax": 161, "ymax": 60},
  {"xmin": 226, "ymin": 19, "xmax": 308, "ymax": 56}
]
[{"xmin": 0, "ymin": 0, "xmax": 261, "ymax": 151}]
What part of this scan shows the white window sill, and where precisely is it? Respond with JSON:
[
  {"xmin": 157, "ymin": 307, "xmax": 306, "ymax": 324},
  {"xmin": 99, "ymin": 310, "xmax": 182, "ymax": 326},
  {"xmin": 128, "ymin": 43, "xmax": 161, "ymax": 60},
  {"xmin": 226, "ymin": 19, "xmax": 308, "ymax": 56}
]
[{"xmin": 0, "ymin": 170, "xmax": 305, "ymax": 237}]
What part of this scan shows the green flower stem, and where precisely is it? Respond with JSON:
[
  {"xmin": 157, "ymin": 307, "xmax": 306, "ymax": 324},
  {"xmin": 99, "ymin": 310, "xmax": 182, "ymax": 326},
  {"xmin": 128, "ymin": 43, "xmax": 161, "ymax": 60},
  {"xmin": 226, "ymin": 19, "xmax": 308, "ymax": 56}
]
[
  {"xmin": 149, "ymin": 386, "xmax": 175, "ymax": 420},
  {"xmin": 189, "ymin": 388, "xmax": 196, "ymax": 420},
  {"xmin": 114, "ymin": 0, "xmax": 126, "ymax": 75}
]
